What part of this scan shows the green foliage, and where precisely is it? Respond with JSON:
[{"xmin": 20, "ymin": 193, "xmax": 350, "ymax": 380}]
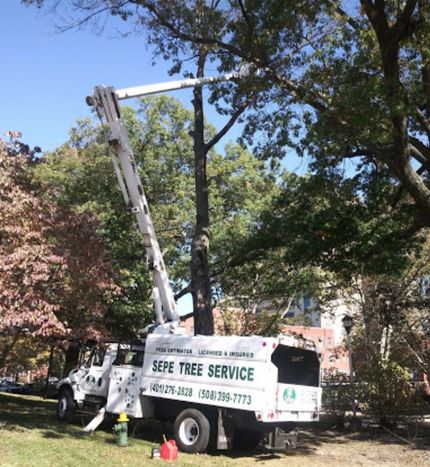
[
  {"xmin": 31, "ymin": 0, "xmax": 430, "ymax": 232},
  {"xmin": 32, "ymin": 98, "xmax": 196, "ymax": 337},
  {"xmin": 0, "ymin": 336, "xmax": 63, "ymax": 379},
  {"xmin": 33, "ymin": 96, "xmax": 288, "ymax": 336},
  {"xmin": 22, "ymin": 1, "xmax": 430, "ymax": 239},
  {"xmin": 357, "ymin": 358, "xmax": 416, "ymax": 427},
  {"xmin": 219, "ymin": 307, "xmax": 284, "ymax": 337},
  {"xmin": 243, "ymin": 171, "xmax": 423, "ymax": 284},
  {"xmin": 0, "ymin": 133, "xmax": 119, "ymax": 361},
  {"xmin": 208, "ymin": 142, "xmax": 278, "ymax": 272},
  {"xmin": 322, "ymin": 371, "xmax": 355, "ymax": 423},
  {"xmin": 207, "ymin": 148, "xmax": 332, "ymax": 328},
  {"xmin": 350, "ymin": 238, "xmax": 430, "ymax": 377},
  {"xmin": 31, "ymin": 140, "xmax": 149, "ymax": 340}
]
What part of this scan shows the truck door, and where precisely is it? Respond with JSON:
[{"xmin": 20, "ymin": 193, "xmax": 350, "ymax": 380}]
[
  {"xmin": 106, "ymin": 346, "xmax": 145, "ymax": 417},
  {"xmin": 81, "ymin": 346, "xmax": 115, "ymax": 398}
]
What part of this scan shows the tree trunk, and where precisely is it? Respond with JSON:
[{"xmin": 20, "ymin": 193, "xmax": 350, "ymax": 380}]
[
  {"xmin": 44, "ymin": 343, "xmax": 55, "ymax": 399},
  {"xmin": 0, "ymin": 333, "xmax": 19, "ymax": 374},
  {"xmin": 62, "ymin": 343, "xmax": 80, "ymax": 377},
  {"xmin": 361, "ymin": 278, "xmax": 379, "ymax": 358},
  {"xmin": 191, "ymin": 52, "xmax": 214, "ymax": 335}
]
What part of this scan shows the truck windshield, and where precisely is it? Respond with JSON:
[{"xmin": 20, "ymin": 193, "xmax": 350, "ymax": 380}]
[
  {"xmin": 84, "ymin": 348, "xmax": 106, "ymax": 368},
  {"xmin": 271, "ymin": 345, "xmax": 320, "ymax": 387},
  {"xmin": 112, "ymin": 349, "xmax": 144, "ymax": 367}
]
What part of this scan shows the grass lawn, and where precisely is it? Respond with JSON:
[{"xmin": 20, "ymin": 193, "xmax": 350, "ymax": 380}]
[{"xmin": 1, "ymin": 393, "xmax": 430, "ymax": 466}]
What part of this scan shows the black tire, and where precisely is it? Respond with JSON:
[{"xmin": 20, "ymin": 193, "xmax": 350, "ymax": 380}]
[
  {"xmin": 173, "ymin": 408, "xmax": 211, "ymax": 453},
  {"xmin": 57, "ymin": 388, "xmax": 75, "ymax": 422},
  {"xmin": 233, "ymin": 428, "xmax": 261, "ymax": 451}
]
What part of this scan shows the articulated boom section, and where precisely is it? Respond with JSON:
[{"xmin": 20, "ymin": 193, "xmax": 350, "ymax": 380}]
[
  {"xmin": 90, "ymin": 86, "xmax": 178, "ymax": 331},
  {"xmin": 88, "ymin": 65, "xmax": 253, "ymax": 333}
]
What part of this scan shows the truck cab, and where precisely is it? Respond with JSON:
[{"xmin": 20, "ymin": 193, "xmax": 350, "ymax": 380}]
[{"xmin": 57, "ymin": 344, "xmax": 117, "ymax": 420}]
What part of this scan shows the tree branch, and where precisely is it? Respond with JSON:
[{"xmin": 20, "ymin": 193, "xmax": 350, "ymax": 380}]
[
  {"xmin": 57, "ymin": 1, "xmax": 130, "ymax": 33},
  {"xmin": 415, "ymin": 108, "xmax": 430, "ymax": 138},
  {"xmin": 174, "ymin": 283, "xmax": 191, "ymax": 301},
  {"xmin": 264, "ymin": 65, "xmax": 329, "ymax": 113},
  {"xmin": 236, "ymin": 0, "xmax": 251, "ymax": 28},
  {"xmin": 325, "ymin": 1, "xmax": 360, "ymax": 30},
  {"xmin": 179, "ymin": 311, "xmax": 193, "ymax": 321},
  {"xmin": 134, "ymin": 1, "xmax": 338, "ymax": 122},
  {"xmin": 204, "ymin": 103, "xmax": 247, "ymax": 152},
  {"xmin": 392, "ymin": 0, "xmax": 418, "ymax": 42},
  {"xmin": 136, "ymin": 0, "xmax": 247, "ymax": 59},
  {"xmin": 409, "ymin": 138, "xmax": 430, "ymax": 167}
]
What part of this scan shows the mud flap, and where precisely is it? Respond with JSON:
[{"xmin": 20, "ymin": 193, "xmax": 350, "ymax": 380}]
[{"xmin": 217, "ymin": 408, "xmax": 233, "ymax": 450}]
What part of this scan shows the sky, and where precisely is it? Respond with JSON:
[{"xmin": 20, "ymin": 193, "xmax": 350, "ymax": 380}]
[
  {"xmin": 0, "ymin": 1, "xmax": 195, "ymax": 151},
  {"xmin": 0, "ymin": 1, "xmax": 308, "ymax": 314},
  {"xmin": 0, "ymin": 1, "xmax": 309, "ymax": 170},
  {"xmin": 0, "ymin": 0, "xmax": 235, "ymax": 315}
]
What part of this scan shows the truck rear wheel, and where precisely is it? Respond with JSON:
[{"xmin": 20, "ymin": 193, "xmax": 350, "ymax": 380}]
[
  {"xmin": 173, "ymin": 408, "xmax": 211, "ymax": 453},
  {"xmin": 57, "ymin": 388, "xmax": 75, "ymax": 422}
]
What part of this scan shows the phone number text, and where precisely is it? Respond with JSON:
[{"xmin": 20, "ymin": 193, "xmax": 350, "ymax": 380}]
[
  {"xmin": 149, "ymin": 383, "xmax": 193, "ymax": 397},
  {"xmin": 198, "ymin": 389, "xmax": 252, "ymax": 405}
]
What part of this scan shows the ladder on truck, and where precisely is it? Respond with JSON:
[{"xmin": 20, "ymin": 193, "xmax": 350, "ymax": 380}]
[{"xmin": 87, "ymin": 66, "xmax": 252, "ymax": 333}]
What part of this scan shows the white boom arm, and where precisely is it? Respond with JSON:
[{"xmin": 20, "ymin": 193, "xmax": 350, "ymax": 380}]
[
  {"xmin": 88, "ymin": 66, "xmax": 251, "ymax": 333},
  {"xmin": 114, "ymin": 68, "xmax": 248, "ymax": 100}
]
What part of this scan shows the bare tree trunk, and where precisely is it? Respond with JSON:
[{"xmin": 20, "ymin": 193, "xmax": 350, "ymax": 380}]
[{"xmin": 191, "ymin": 51, "xmax": 214, "ymax": 335}]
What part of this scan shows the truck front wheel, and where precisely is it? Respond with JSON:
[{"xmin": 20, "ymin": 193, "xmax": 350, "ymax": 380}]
[
  {"xmin": 173, "ymin": 408, "xmax": 211, "ymax": 453},
  {"xmin": 57, "ymin": 389, "xmax": 75, "ymax": 422}
]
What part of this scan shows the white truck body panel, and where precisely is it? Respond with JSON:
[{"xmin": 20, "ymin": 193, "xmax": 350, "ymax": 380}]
[
  {"xmin": 106, "ymin": 366, "xmax": 144, "ymax": 417},
  {"xmin": 103, "ymin": 334, "xmax": 321, "ymax": 422},
  {"xmin": 141, "ymin": 334, "xmax": 275, "ymax": 413}
]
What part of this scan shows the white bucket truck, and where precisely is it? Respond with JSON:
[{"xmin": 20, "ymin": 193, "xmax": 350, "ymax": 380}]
[{"xmin": 56, "ymin": 70, "xmax": 322, "ymax": 453}]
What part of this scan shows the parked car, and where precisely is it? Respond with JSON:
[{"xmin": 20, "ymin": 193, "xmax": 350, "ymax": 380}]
[
  {"xmin": 0, "ymin": 379, "xmax": 21, "ymax": 393},
  {"xmin": 12, "ymin": 382, "xmax": 35, "ymax": 395},
  {"xmin": 0, "ymin": 378, "xmax": 36, "ymax": 395}
]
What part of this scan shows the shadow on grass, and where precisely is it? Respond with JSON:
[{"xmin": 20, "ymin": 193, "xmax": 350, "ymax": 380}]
[
  {"xmin": 0, "ymin": 393, "xmax": 166, "ymax": 445},
  {"xmin": 300, "ymin": 416, "xmax": 430, "ymax": 451},
  {"xmin": 211, "ymin": 416, "xmax": 430, "ymax": 461},
  {"xmin": 2, "ymin": 393, "xmax": 429, "ymax": 458},
  {"xmin": 0, "ymin": 393, "xmax": 86, "ymax": 439},
  {"xmin": 342, "ymin": 422, "xmax": 430, "ymax": 449},
  {"xmin": 128, "ymin": 418, "xmax": 171, "ymax": 444},
  {"xmin": 209, "ymin": 443, "xmax": 317, "ymax": 462},
  {"xmin": 208, "ymin": 423, "xmax": 325, "ymax": 461}
]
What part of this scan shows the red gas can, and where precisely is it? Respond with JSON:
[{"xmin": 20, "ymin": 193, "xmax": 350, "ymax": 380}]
[{"xmin": 160, "ymin": 439, "xmax": 178, "ymax": 461}]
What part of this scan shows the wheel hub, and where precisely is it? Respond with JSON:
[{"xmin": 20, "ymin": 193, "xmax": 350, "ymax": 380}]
[{"xmin": 179, "ymin": 417, "xmax": 200, "ymax": 445}]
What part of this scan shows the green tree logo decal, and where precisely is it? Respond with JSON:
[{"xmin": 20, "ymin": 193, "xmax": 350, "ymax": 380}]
[{"xmin": 283, "ymin": 388, "xmax": 297, "ymax": 404}]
